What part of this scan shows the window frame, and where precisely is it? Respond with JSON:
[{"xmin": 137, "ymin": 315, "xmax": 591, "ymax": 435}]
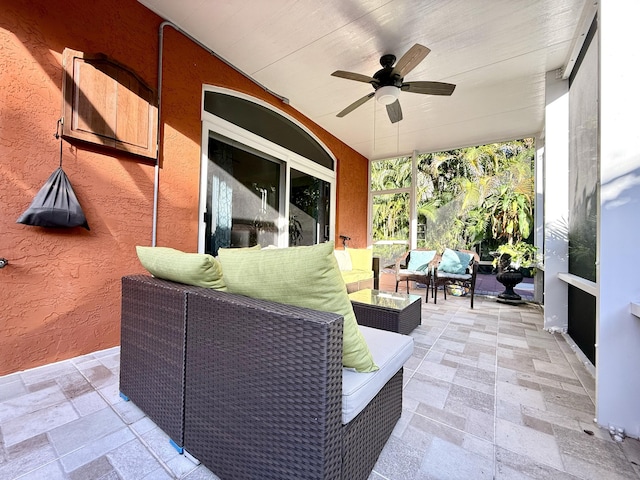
[{"xmin": 199, "ymin": 86, "xmax": 336, "ymax": 252}]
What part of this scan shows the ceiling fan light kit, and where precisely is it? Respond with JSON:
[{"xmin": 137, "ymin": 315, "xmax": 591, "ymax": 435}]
[
  {"xmin": 332, "ymin": 43, "xmax": 456, "ymax": 123},
  {"xmin": 375, "ymin": 86, "xmax": 399, "ymax": 105}
]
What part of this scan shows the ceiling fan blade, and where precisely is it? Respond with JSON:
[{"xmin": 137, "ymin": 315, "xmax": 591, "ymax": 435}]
[
  {"xmin": 331, "ymin": 70, "xmax": 377, "ymax": 84},
  {"xmin": 402, "ymin": 81, "xmax": 456, "ymax": 96},
  {"xmin": 336, "ymin": 92, "xmax": 375, "ymax": 117},
  {"xmin": 392, "ymin": 44, "xmax": 431, "ymax": 78},
  {"xmin": 386, "ymin": 100, "xmax": 403, "ymax": 124}
]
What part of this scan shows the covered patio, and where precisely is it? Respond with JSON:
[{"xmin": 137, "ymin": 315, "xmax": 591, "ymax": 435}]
[
  {"xmin": 3, "ymin": 0, "xmax": 640, "ymax": 479},
  {"xmin": 3, "ymin": 292, "xmax": 638, "ymax": 480}
]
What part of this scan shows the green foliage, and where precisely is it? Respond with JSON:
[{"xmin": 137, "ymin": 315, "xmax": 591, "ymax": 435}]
[
  {"xmin": 372, "ymin": 192, "xmax": 409, "ymax": 241},
  {"xmin": 371, "ymin": 138, "xmax": 535, "ymax": 254},
  {"xmin": 371, "ymin": 156, "xmax": 412, "ymax": 190},
  {"xmin": 493, "ymin": 241, "xmax": 539, "ymax": 271}
]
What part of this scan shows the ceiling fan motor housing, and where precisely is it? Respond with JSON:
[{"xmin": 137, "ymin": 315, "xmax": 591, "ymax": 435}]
[
  {"xmin": 373, "ymin": 63, "xmax": 403, "ymax": 89},
  {"xmin": 372, "ymin": 62, "xmax": 402, "ymax": 105}
]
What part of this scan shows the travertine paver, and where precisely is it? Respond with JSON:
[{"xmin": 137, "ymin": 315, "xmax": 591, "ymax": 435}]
[{"xmin": 0, "ymin": 279, "xmax": 639, "ymax": 480}]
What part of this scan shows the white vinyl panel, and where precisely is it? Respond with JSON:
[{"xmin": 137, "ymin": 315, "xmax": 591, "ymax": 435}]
[
  {"xmin": 597, "ymin": 0, "xmax": 640, "ymax": 439},
  {"xmin": 140, "ymin": 0, "xmax": 585, "ymax": 162}
]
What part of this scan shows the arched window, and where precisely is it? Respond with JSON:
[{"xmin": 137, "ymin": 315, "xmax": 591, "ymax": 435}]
[{"xmin": 199, "ymin": 88, "xmax": 336, "ymax": 254}]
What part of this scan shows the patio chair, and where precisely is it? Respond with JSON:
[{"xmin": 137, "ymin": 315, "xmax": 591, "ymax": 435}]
[
  {"xmin": 394, "ymin": 249, "xmax": 438, "ymax": 301},
  {"xmin": 433, "ymin": 249, "xmax": 479, "ymax": 308}
]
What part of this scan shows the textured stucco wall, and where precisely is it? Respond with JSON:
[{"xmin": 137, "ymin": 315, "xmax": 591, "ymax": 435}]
[{"xmin": 0, "ymin": 0, "xmax": 369, "ymax": 376}]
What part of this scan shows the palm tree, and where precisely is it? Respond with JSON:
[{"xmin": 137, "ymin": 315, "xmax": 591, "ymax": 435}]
[
  {"xmin": 371, "ymin": 156, "xmax": 412, "ymax": 190},
  {"xmin": 481, "ymin": 145, "xmax": 534, "ymax": 244}
]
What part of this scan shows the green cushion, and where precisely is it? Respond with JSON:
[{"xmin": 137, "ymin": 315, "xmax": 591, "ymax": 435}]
[
  {"xmin": 218, "ymin": 242, "xmax": 378, "ymax": 373},
  {"xmin": 407, "ymin": 250, "xmax": 436, "ymax": 272},
  {"xmin": 346, "ymin": 248, "xmax": 373, "ymax": 272},
  {"xmin": 136, "ymin": 246, "xmax": 227, "ymax": 290},
  {"xmin": 341, "ymin": 270, "xmax": 374, "ymax": 284},
  {"xmin": 438, "ymin": 248, "xmax": 473, "ymax": 275}
]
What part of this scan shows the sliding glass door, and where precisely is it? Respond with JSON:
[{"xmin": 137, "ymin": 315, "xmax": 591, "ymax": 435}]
[
  {"xmin": 289, "ymin": 168, "xmax": 330, "ymax": 246},
  {"xmin": 204, "ymin": 136, "xmax": 282, "ymax": 255}
]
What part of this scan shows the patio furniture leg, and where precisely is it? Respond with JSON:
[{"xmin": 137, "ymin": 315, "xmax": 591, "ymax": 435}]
[
  {"xmin": 423, "ymin": 273, "xmax": 431, "ymax": 303},
  {"xmin": 169, "ymin": 439, "xmax": 184, "ymax": 454}
]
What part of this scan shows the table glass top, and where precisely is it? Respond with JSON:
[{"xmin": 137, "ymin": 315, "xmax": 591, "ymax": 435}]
[{"xmin": 348, "ymin": 289, "xmax": 421, "ymax": 310}]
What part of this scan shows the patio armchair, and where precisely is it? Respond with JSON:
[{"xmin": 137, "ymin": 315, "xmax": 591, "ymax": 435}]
[
  {"xmin": 394, "ymin": 249, "xmax": 439, "ymax": 301},
  {"xmin": 433, "ymin": 249, "xmax": 479, "ymax": 308}
]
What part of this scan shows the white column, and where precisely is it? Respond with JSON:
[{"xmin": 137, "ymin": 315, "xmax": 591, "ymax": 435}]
[
  {"xmin": 596, "ymin": 0, "xmax": 640, "ymax": 438},
  {"xmin": 410, "ymin": 151, "xmax": 418, "ymax": 249},
  {"xmin": 543, "ymin": 71, "xmax": 569, "ymax": 331},
  {"xmin": 533, "ymin": 135, "xmax": 545, "ymax": 304}
]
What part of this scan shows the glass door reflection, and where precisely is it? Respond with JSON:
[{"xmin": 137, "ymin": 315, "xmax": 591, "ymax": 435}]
[{"xmin": 289, "ymin": 169, "xmax": 330, "ymax": 246}]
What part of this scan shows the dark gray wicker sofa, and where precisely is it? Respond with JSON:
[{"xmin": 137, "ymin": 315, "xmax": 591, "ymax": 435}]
[{"xmin": 120, "ymin": 274, "xmax": 408, "ymax": 480}]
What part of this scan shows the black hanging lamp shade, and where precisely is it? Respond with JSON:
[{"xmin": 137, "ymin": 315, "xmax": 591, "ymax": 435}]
[{"xmin": 16, "ymin": 120, "xmax": 90, "ymax": 230}]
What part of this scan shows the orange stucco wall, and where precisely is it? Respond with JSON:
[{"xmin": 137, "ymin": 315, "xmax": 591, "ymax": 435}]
[{"xmin": 0, "ymin": 0, "xmax": 369, "ymax": 376}]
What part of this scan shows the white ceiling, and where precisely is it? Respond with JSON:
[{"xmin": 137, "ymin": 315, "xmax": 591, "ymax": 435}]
[{"xmin": 139, "ymin": 0, "xmax": 590, "ymax": 160}]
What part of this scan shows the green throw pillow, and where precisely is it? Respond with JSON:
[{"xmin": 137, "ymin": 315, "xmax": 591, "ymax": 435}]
[
  {"xmin": 437, "ymin": 248, "xmax": 472, "ymax": 275},
  {"xmin": 218, "ymin": 242, "xmax": 378, "ymax": 373},
  {"xmin": 136, "ymin": 246, "xmax": 227, "ymax": 290},
  {"xmin": 407, "ymin": 250, "xmax": 436, "ymax": 272}
]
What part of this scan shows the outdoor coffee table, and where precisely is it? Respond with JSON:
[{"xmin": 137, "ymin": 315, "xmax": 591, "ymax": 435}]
[{"xmin": 348, "ymin": 288, "xmax": 421, "ymax": 335}]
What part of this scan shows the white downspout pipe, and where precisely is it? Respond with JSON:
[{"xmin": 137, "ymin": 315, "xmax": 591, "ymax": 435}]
[{"xmin": 152, "ymin": 21, "xmax": 289, "ymax": 246}]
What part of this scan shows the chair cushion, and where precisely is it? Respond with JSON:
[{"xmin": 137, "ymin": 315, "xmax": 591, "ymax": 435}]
[
  {"xmin": 342, "ymin": 326, "xmax": 414, "ymax": 424},
  {"xmin": 347, "ymin": 248, "xmax": 373, "ymax": 272},
  {"xmin": 136, "ymin": 246, "xmax": 227, "ymax": 290},
  {"xmin": 341, "ymin": 270, "xmax": 373, "ymax": 284},
  {"xmin": 437, "ymin": 272, "xmax": 472, "ymax": 281},
  {"xmin": 218, "ymin": 241, "xmax": 378, "ymax": 373},
  {"xmin": 407, "ymin": 250, "xmax": 436, "ymax": 272},
  {"xmin": 438, "ymin": 248, "xmax": 473, "ymax": 274},
  {"xmin": 397, "ymin": 269, "xmax": 429, "ymax": 280},
  {"xmin": 333, "ymin": 249, "xmax": 353, "ymax": 271}
]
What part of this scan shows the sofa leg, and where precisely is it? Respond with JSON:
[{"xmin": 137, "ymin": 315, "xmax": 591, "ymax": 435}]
[{"xmin": 169, "ymin": 438, "xmax": 184, "ymax": 454}]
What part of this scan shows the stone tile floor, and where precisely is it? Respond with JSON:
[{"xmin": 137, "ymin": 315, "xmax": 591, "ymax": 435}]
[{"xmin": 1, "ymin": 290, "xmax": 640, "ymax": 479}]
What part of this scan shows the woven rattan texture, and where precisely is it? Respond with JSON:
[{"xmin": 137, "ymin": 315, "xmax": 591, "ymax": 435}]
[
  {"xmin": 184, "ymin": 288, "xmax": 344, "ymax": 479},
  {"xmin": 352, "ymin": 297, "xmax": 421, "ymax": 335},
  {"xmin": 120, "ymin": 275, "xmax": 198, "ymax": 446},
  {"xmin": 120, "ymin": 276, "xmax": 404, "ymax": 479},
  {"xmin": 342, "ymin": 369, "xmax": 403, "ymax": 480}
]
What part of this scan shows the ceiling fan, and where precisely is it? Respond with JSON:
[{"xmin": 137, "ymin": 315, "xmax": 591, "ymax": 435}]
[{"xmin": 331, "ymin": 44, "xmax": 456, "ymax": 124}]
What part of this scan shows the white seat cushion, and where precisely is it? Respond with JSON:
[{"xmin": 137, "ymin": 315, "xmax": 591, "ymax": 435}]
[
  {"xmin": 398, "ymin": 268, "xmax": 429, "ymax": 275},
  {"xmin": 342, "ymin": 326, "xmax": 414, "ymax": 424}
]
